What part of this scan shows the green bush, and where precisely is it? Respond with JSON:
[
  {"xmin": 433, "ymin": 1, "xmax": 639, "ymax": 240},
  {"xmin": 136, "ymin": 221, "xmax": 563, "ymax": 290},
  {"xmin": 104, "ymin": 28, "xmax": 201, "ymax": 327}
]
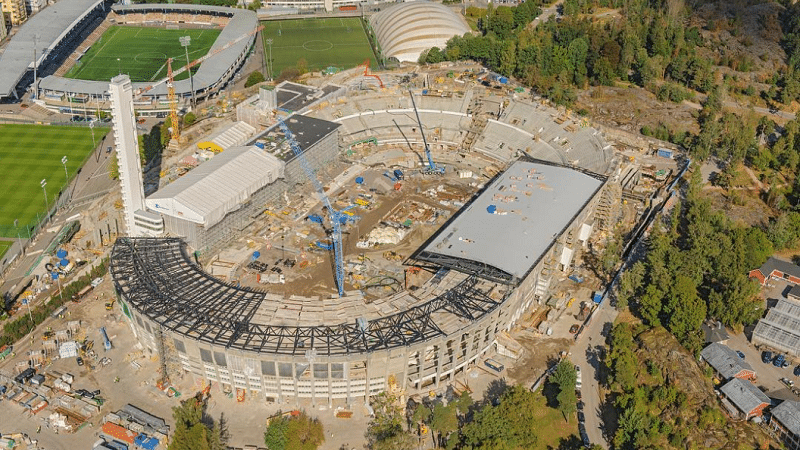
[{"xmin": 245, "ymin": 71, "xmax": 265, "ymax": 88}]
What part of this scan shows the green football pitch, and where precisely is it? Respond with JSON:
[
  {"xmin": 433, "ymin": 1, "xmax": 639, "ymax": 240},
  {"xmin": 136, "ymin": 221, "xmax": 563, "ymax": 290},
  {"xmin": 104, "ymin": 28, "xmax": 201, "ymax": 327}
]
[
  {"xmin": 0, "ymin": 125, "xmax": 109, "ymax": 238},
  {"xmin": 261, "ymin": 18, "xmax": 379, "ymax": 78},
  {"xmin": 65, "ymin": 26, "xmax": 221, "ymax": 83}
]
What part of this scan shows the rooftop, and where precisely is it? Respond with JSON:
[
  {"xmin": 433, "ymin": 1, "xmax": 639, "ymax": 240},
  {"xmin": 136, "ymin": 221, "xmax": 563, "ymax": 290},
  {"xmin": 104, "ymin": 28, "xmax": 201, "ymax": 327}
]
[
  {"xmin": 146, "ymin": 146, "xmax": 284, "ymax": 228},
  {"xmin": 101, "ymin": 422, "xmax": 137, "ymax": 444},
  {"xmin": 700, "ymin": 343, "xmax": 752, "ymax": 379},
  {"xmin": 249, "ymin": 114, "xmax": 340, "ymax": 162},
  {"xmin": 0, "ymin": 0, "xmax": 105, "ymax": 98},
  {"xmin": 772, "ymin": 400, "xmax": 800, "ymax": 435},
  {"xmin": 276, "ymin": 81, "xmax": 340, "ymax": 112},
  {"xmin": 701, "ymin": 321, "xmax": 731, "ymax": 344},
  {"xmin": 753, "ymin": 298, "xmax": 800, "ymax": 351},
  {"xmin": 415, "ymin": 159, "xmax": 604, "ymax": 283},
  {"xmin": 720, "ymin": 378, "xmax": 770, "ymax": 415},
  {"xmin": 757, "ymin": 257, "xmax": 800, "ymax": 279}
]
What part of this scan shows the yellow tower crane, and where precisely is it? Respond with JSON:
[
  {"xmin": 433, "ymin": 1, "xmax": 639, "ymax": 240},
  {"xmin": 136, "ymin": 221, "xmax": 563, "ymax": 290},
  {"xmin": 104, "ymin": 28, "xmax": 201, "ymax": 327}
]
[{"xmin": 167, "ymin": 58, "xmax": 180, "ymax": 142}]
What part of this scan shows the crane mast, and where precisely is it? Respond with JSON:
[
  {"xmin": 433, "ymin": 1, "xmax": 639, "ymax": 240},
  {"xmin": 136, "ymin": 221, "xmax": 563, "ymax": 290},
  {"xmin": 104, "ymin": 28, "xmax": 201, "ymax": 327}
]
[
  {"xmin": 167, "ymin": 58, "xmax": 180, "ymax": 142},
  {"xmin": 277, "ymin": 118, "xmax": 345, "ymax": 297},
  {"xmin": 408, "ymin": 89, "xmax": 444, "ymax": 175}
]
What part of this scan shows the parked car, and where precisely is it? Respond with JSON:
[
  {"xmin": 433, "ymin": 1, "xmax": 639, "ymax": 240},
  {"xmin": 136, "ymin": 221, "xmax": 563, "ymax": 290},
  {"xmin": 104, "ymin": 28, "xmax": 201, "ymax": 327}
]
[
  {"xmin": 794, "ymin": 365, "xmax": 800, "ymax": 377},
  {"xmin": 782, "ymin": 377, "xmax": 795, "ymax": 388},
  {"xmin": 76, "ymin": 356, "xmax": 84, "ymax": 366},
  {"xmin": 575, "ymin": 365, "xmax": 582, "ymax": 390},
  {"xmin": 763, "ymin": 351, "xmax": 774, "ymax": 364},
  {"xmin": 736, "ymin": 351, "xmax": 745, "ymax": 359}
]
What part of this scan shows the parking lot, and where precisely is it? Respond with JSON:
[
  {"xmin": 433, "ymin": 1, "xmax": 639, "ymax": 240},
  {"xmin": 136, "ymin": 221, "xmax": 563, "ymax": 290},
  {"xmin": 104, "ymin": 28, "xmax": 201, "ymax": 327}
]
[{"xmin": 724, "ymin": 279, "xmax": 800, "ymax": 400}]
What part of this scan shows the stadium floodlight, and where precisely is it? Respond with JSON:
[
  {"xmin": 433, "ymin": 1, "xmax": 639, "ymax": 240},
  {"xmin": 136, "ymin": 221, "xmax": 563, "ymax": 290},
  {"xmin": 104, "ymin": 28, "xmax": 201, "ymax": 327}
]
[
  {"xmin": 40, "ymin": 178, "xmax": 48, "ymax": 212},
  {"xmin": 180, "ymin": 36, "xmax": 197, "ymax": 109},
  {"xmin": 117, "ymin": 58, "xmax": 121, "ymax": 75},
  {"xmin": 61, "ymin": 156, "xmax": 68, "ymax": 186},
  {"xmin": 266, "ymin": 39, "xmax": 274, "ymax": 81}
]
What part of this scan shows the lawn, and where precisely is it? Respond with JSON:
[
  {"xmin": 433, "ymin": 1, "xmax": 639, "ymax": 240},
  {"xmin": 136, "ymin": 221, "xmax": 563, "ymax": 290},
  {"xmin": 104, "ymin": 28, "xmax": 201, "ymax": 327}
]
[
  {"xmin": 0, "ymin": 125, "xmax": 109, "ymax": 238},
  {"xmin": 65, "ymin": 26, "xmax": 221, "ymax": 83},
  {"xmin": 0, "ymin": 241, "xmax": 11, "ymax": 261},
  {"xmin": 530, "ymin": 387, "xmax": 580, "ymax": 449},
  {"xmin": 261, "ymin": 18, "xmax": 379, "ymax": 78}
]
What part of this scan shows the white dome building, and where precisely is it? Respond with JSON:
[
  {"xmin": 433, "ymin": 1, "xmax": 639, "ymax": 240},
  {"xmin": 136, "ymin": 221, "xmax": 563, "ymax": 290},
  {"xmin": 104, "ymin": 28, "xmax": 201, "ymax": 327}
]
[{"xmin": 369, "ymin": 1, "xmax": 471, "ymax": 63}]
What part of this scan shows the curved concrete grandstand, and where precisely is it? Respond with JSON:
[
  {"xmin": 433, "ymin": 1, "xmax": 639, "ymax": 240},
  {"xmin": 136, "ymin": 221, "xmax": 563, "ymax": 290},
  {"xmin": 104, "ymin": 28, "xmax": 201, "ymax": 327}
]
[
  {"xmin": 369, "ymin": 1, "xmax": 470, "ymax": 63},
  {"xmin": 0, "ymin": 0, "xmax": 111, "ymax": 100},
  {"xmin": 37, "ymin": 4, "xmax": 258, "ymax": 114},
  {"xmin": 309, "ymin": 88, "xmax": 613, "ymax": 174}
]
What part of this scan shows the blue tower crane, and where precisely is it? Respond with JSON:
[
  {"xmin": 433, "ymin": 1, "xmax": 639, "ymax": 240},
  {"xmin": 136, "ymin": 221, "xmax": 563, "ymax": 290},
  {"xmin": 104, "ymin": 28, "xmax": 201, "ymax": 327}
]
[
  {"xmin": 278, "ymin": 118, "xmax": 346, "ymax": 297},
  {"xmin": 408, "ymin": 89, "xmax": 445, "ymax": 175}
]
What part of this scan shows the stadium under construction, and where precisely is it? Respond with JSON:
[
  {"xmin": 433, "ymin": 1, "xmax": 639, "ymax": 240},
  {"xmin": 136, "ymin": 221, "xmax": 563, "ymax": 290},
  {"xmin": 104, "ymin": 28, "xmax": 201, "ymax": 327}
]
[{"xmin": 109, "ymin": 68, "xmax": 617, "ymax": 405}]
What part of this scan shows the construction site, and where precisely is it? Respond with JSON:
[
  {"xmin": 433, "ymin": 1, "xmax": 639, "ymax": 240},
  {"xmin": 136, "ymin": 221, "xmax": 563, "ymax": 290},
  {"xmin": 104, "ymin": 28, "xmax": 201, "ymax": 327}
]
[{"xmin": 0, "ymin": 59, "xmax": 684, "ymax": 449}]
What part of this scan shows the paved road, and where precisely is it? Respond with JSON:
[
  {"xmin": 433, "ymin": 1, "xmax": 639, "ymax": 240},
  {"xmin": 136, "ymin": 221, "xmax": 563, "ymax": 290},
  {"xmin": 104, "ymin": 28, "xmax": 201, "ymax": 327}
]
[
  {"xmin": 530, "ymin": 0, "xmax": 564, "ymax": 27},
  {"xmin": 573, "ymin": 303, "xmax": 617, "ymax": 449}
]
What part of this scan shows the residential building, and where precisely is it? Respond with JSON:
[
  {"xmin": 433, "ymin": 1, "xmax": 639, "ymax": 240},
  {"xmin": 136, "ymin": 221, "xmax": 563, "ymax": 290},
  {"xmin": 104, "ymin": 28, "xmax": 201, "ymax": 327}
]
[
  {"xmin": 1, "ymin": 0, "xmax": 27, "ymax": 24},
  {"xmin": 700, "ymin": 343, "xmax": 756, "ymax": 381},
  {"xmin": 771, "ymin": 400, "xmax": 800, "ymax": 450},
  {"xmin": 750, "ymin": 257, "xmax": 800, "ymax": 286},
  {"xmin": 720, "ymin": 378, "xmax": 770, "ymax": 420}
]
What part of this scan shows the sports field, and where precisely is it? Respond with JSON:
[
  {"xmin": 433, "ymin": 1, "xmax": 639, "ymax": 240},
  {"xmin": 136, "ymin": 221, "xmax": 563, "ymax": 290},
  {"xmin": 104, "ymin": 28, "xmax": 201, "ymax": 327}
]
[
  {"xmin": 65, "ymin": 26, "xmax": 220, "ymax": 83},
  {"xmin": 0, "ymin": 125, "xmax": 109, "ymax": 238},
  {"xmin": 261, "ymin": 18, "xmax": 378, "ymax": 77}
]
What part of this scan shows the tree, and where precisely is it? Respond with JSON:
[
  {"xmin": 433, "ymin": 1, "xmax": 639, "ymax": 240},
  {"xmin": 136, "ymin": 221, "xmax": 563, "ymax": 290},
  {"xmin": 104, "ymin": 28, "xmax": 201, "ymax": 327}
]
[
  {"xmin": 552, "ymin": 360, "xmax": 577, "ymax": 422},
  {"xmin": 367, "ymin": 392, "xmax": 414, "ymax": 450},
  {"xmin": 161, "ymin": 116, "xmax": 173, "ymax": 146},
  {"xmin": 459, "ymin": 385, "xmax": 538, "ymax": 449},
  {"xmin": 264, "ymin": 411, "xmax": 324, "ymax": 450},
  {"xmin": 109, "ymin": 153, "xmax": 119, "ymax": 180},
  {"xmin": 209, "ymin": 413, "xmax": 230, "ymax": 450},
  {"xmin": 168, "ymin": 398, "xmax": 210, "ymax": 450},
  {"xmin": 245, "ymin": 71, "xmax": 265, "ymax": 88},
  {"xmin": 616, "ymin": 261, "xmax": 644, "ymax": 311},
  {"xmin": 429, "ymin": 403, "xmax": 458, "ymax": 448},
  {"xmin": 183, "ymin": 112, "xmax": 197, "ymax": 126}
]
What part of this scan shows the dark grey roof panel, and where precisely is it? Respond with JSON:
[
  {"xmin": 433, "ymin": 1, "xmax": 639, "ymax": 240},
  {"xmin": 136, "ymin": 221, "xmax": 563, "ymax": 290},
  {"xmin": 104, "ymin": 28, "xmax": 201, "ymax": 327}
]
[
  {"xmin": 700, "ymin": 343, "xmax": 753, "ymax": 380},
  {"xmin": 772, "ymin": 400, "xmax": 800, "ymax": 435},
  {"xmin": 720, "ymin": 378, "xmax": 769, "ymax": 414}
]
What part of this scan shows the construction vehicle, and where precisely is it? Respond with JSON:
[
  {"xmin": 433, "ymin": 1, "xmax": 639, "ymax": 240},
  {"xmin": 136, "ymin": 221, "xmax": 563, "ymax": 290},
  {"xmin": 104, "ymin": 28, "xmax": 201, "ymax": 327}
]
[
  {"xmin": 278, "ymin": 118, "xmax": 346, "ymax": 296},
  {"xmin": 41, "ymin": 330, "xmax": 54, "ymax": 341},
  {"xmin": 105, "ymin": 300, "xmax": 114, "ymax": 311},
  {"xmin": 408, "ymin": 90, "xmax": 445, "ymax": 175}
]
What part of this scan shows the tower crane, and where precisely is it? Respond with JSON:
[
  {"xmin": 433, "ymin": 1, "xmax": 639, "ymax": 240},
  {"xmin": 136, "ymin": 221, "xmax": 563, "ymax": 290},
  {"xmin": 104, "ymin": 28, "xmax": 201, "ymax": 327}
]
[
  {"xmin": 408, "ymin": 89, "xmax": 445, "ymax": 175},
  {"xmin": 277, "ymin": 117, "xmax": 346, "ymax": 297},
  {"xmin": 166, "ymin": 58, "xmax": 180, "ymax": 142}
]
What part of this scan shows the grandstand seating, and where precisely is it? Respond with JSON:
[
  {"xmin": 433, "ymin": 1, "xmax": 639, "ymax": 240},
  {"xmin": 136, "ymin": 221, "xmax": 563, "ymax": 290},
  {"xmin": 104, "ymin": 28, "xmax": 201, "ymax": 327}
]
[{"xmin": 310, "ymin": 89, "xmax": 613, "ymax": 174}]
